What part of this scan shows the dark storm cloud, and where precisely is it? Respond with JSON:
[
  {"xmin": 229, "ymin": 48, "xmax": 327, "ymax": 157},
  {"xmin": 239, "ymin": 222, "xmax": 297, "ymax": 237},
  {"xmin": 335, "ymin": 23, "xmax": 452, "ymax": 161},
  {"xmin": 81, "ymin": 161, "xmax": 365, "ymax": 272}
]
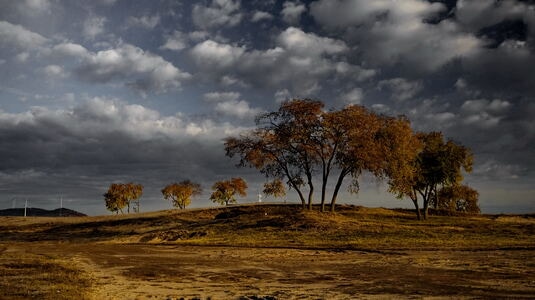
[{"xmin": 0, "ymin": 97, "xmax": 244, "ymax": 170}]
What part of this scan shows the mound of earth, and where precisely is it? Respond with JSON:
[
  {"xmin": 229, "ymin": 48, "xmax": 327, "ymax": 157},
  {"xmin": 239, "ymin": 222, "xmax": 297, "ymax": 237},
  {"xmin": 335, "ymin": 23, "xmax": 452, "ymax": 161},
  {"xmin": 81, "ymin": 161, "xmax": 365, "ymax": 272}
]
[{"xmin": 0, "ymin": 207, "xmax": 86, "ymax": 217}]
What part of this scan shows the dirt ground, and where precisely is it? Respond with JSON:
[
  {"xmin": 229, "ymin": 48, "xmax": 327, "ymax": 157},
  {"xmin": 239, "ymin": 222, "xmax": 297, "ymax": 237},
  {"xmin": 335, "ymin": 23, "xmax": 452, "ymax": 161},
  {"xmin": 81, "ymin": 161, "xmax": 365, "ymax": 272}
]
[{"xmin": 3, "ymin": 242, "xmax": 534, "ymax": 299}]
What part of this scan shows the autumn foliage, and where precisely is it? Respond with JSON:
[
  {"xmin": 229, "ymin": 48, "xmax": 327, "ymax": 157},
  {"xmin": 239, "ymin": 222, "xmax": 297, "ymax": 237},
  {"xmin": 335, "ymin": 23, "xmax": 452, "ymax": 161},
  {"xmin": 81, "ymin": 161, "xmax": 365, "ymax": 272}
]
[
  {"xmin": 225, "ymin": 99, "xmax": 419, "ymax": 212},
  {"xmin": 435, "ymin": 185, "xmax": 480, "ymax": 214},
  {"xmin": 225, "ymin": 98, "xmax": 478, "ymax": 218},
  {"xmin": 102, "ymin": 99, "xmax": 479, "ymax": 220},
  {"xmin": 104, "ymin": 183, "xmax": 143, "ymax": 214},
  {"xmin": 210, "ymin": 177, "xmax": 248, "ymax": 206},
  {"xmin": 162, "ymin": 180, "xmax": 202, "ymax": 209}
]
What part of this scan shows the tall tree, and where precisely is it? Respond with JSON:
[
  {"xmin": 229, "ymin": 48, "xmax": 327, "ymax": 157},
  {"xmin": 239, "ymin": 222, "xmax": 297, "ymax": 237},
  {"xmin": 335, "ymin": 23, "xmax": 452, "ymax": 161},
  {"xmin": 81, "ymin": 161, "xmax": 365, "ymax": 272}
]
[
  {"xmin": 103, "ymin": 183, "xmax": 143, "ymax": 214},
  {"xmin": 323, "ymin": 105, "xmax": 389, "ymax": 212},
  {"xmin": 162, "ymin": 180, "xmax": 202, "ymax": 209},
  {"xmin": 225, "ymin": 99, "xmax": 323, "ymax": 208},
  {"xmin": 210, "ymin": 177, "xmax": 248, "ymax": 206},
  {"xmin": 380, "ymin": 117, "xmax": 423, "ymax": 219}
]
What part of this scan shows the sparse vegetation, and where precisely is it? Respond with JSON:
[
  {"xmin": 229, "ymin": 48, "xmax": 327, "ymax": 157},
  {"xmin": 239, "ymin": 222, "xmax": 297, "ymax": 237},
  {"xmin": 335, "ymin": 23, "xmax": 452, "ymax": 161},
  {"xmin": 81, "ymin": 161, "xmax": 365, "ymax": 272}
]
[
  {"xmin": 0, "ymin": 204, "xmax": 533, "ymax": 299},
  {"xmin": 0, "ymin": 251, "xmax": 91, "ymax": 299}
]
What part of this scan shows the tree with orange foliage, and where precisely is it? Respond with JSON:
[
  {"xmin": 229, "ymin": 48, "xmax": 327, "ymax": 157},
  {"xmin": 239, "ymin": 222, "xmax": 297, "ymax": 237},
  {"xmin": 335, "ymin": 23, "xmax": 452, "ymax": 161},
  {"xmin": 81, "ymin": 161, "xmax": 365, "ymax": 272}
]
[
  {"xmin": 435, "ymin": 185, "xmax": 480, "ymax": 214},
  {"xmin": 162, "ymin": 180, "xmax": 202, "ymax": 209},
  {"xmin": 226, "ymin": 99, "xmax": 418, "ymax": 212},
  {"xmin": 387, "ymin": 132, "xmax": 474, "ymax": 220},
  {"xmin": 226, "ymin": 99, "xmax": 324, "ymax": 209},
  {"xmin": 210, "ymin": 177, "xmax": 248, "ymax": 206},
  {"xmin": 104, "ymin": 183, "xmax": 143, "ymax": 214}
]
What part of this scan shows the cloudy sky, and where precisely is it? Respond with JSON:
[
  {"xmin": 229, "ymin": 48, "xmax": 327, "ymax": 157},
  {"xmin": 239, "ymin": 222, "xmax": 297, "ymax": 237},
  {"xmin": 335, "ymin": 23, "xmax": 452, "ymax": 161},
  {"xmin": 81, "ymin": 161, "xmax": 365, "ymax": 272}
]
[{"xmin": 0, "ymin": 0, "xmax": 534, "ymax": 215}]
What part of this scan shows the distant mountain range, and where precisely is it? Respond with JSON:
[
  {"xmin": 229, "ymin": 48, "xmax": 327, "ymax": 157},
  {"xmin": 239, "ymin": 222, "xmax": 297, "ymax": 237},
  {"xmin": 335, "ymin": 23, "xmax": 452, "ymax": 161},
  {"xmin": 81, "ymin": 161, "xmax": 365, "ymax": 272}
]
[{"xmin": 0, "ymin": 207, "xmax": 86, "ymax": 217}]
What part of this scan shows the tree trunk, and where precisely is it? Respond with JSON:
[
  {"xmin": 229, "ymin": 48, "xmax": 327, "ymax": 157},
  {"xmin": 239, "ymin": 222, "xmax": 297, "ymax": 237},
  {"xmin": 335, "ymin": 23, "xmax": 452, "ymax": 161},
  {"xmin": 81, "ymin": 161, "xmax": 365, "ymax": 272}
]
[
  {"xmin": 330, "ymin": 169, "xmax": 348, "ymax": 212},
  {"xmin": 423, "ymin": 198, "xmax": 430, "ymax": 220},
  {"xmin": 289, "ymin": 180, "xmax": 306, "ymax": 208},
  {"xmin": 412, "ymin": 197, "xmax": 421, "ymax": 220},
  {"xmin": 284, "ymin": 167, "xmax": 306, "ymax": 208},
  {"xmin": 320, "ymin": 178, "xmax": 327, "ymax": 212},
  {"xmin": 307, "ymin": 172, "xmax": 314, "ymax": 210},
  {"xmin": 422, "ymin": 185, "xmax": 435, "ymax": 220},
  {"xmin": 320, "ymin": 159, "xmax": 329, "ymax": 212}
]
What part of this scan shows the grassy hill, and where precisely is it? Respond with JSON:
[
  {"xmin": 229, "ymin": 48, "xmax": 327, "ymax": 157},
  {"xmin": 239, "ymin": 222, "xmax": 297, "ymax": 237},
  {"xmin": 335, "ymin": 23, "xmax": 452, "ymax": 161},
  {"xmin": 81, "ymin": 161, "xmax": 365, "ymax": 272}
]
[{"xmin": 1, "ymin": 204, "xmax": 533, "ymax": 251}]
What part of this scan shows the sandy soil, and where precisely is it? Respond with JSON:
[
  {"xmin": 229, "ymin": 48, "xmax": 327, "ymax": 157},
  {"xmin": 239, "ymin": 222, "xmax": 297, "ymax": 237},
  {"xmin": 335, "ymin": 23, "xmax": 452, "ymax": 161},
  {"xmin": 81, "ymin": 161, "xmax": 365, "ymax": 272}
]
[{"xmin": 4, "ymin": 242, "xmax": 535, "ymax": 299}]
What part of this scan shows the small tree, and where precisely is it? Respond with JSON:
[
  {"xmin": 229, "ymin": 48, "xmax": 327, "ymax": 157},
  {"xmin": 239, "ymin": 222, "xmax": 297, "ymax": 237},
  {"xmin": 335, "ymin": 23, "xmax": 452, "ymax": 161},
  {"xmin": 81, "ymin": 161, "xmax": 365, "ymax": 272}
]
[
  {"xmin": 435, "ymin": 185, "xmax": 480, "ymax": 214},
  {"xmin": 210, "ymin": 177, "xmax": 247, "ymax": 206},
  {"xmin": 263, "ymin": 178, "xmax": 286, "ymax": 200},
  {"xmin": 162, "ymin": 180, "xmax": 202, "ymax": 209},
  {"xmin": 103, "ymin": 183, "xmax": 143, "ymax": 214}
]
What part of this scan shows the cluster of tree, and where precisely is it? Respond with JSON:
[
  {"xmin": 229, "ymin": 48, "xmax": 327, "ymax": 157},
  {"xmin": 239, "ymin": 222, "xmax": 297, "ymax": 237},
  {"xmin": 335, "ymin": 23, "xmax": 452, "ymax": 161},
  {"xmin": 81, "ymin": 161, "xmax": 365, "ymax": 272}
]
[
  {"xmin": 104, "ymin": 183, "xmax": 143, "ymax": 214},
  {"xmin": 225, "ymin": 99, "xmax": 479, "ymax": 219},
  {"xmin": 104, "ymin": 178, "xmax": 249, "ymax": 214}
]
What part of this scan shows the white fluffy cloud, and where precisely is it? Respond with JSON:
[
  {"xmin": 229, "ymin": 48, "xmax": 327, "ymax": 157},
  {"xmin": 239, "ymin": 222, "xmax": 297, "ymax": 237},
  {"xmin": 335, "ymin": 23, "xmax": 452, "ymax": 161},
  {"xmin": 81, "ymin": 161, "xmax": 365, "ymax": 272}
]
[
  {"xmin": 0, "ymin": 21, "xmax": 48, "ymax": 49},
  {"xmin": 277, "ymin": 26, "xmax": 348, "ymax": 56},
  {"xmin": 203, "ymin": 91, "xmax": 261, "ymax": 119},
  {"xmin": 203, "ymin": 91, "xmax": 241, "ymax": 103},
  {"xmin": 42, "ymin": 65, "xmax": 66, "ymax": 78},
  {"xmin": 0, "ymin": 97, "xmax": 240, "ymax": 142},
  {"xmin": 281, "ymin": 1, "xmax": 306, "ymax": 24},
  {"xmin": 460, "ymin": 99, "xmax": 511, "ymax": 129},
  {"xmin": 192, "ymin": 0, "xmax": 242, "ymax": 29},
  {"xmin": 251, "ymin": 11, "xmax": 273, "ymax": 22},
  {"xmin": 74, "ymin": 44, "xmax": 191, "ymax": 93},
  {"xmin": 190, "ymin": 27, "xmax": 374, "ymax": 95},
  {"xmin": 456, "ymin": 0, "xmax": 530, "ymax": 31},
  {"xmin": 310, "ymin": 0, "xmax": 481, "ymax": 71},
  {"xmin": 215, "ymin": 99, "xmax": 261, "ymax": 119},
  {"xmin": 190, "ymin": 40, "xmax": 245, "ymax": 68},
  {"xmin": 340, "ymin": 87, "xmax": 363, "ymax": 105},
  {"xmin": 51, "ymin": 42, "xmax": 90, "ymax": 58},
  {"xmin": 160, "ymin": 30, "xmax": 188, "ymax": 51}
]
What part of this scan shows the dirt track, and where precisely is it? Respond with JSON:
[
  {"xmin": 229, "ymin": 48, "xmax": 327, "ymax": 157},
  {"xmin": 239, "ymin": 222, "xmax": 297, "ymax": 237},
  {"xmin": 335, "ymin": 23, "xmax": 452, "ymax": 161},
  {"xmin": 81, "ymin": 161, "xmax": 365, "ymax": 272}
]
[{"xmin": 4, "ymin": 242, "xmax": 535, "ymax": 299}]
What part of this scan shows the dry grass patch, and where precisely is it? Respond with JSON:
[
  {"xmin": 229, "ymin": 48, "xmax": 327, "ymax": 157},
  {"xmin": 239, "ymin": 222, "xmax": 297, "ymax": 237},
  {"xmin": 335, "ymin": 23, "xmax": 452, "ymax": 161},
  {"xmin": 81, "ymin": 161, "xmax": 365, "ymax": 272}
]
[{"xmin": 0, "ymin": 250, "xmax": 92, "ymax": 299}]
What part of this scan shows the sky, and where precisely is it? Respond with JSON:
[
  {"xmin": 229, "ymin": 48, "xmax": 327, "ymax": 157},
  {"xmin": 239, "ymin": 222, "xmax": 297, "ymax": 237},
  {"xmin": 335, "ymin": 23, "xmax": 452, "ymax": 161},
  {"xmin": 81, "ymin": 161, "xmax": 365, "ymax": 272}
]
[{"xmin": 0, "ymin": 0, "xmax": 534, "ymax": 215}]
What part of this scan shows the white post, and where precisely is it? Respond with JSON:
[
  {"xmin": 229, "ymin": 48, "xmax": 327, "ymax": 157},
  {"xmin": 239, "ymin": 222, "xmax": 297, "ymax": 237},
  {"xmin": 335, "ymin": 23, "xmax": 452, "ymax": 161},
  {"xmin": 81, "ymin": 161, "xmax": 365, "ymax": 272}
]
[{"xmin": 24, "ymin": 199, "xmax": 27, "ymax": 217}]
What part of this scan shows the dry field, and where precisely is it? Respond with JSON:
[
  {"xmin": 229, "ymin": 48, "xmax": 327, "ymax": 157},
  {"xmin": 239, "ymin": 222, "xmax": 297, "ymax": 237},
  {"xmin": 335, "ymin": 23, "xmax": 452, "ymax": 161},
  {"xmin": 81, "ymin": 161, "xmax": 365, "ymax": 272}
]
[{"xmin": 1, "ymin": 204, "xmax": 534, "ymax": 299}]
